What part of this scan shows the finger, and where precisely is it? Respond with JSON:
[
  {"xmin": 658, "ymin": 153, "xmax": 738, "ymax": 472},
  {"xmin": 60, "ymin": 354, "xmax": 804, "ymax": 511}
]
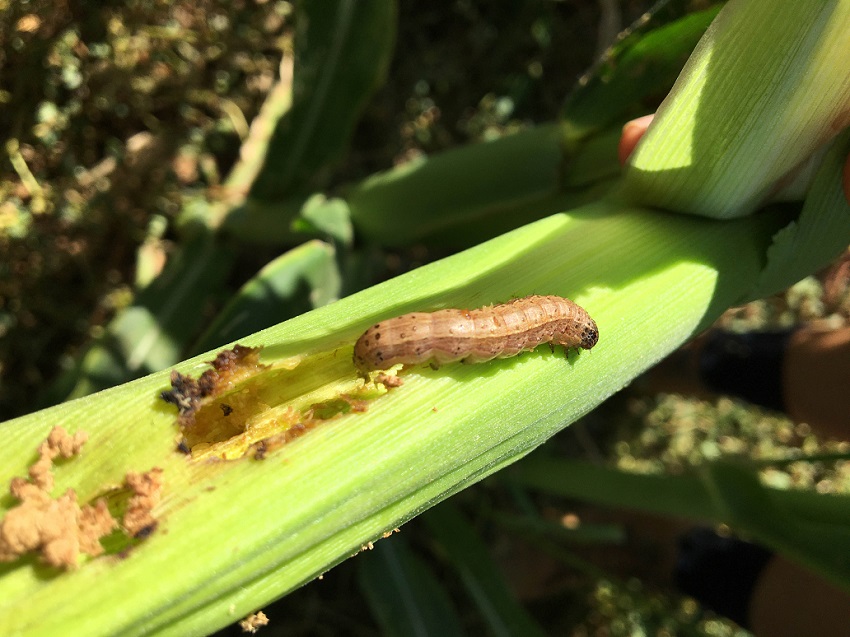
[{"xmin": 618, "ymin": 113, "xmax": 655, "ymax": 166}]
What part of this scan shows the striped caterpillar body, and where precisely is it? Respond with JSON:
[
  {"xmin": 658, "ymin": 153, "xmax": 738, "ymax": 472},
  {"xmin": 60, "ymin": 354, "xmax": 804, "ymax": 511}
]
[{"xmin": 353, "ymin": 295, "xmax": 598, "ymax": 373}]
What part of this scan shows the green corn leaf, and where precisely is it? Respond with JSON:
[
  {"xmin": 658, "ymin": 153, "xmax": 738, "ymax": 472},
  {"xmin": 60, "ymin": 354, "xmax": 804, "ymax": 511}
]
[
  {"xmin": 0, "ymin": 202, "xmax": 786, "ymax": 636},
  {"xmin": 347, "ymin": 124, "xmax": 565, "ymax": 248},
  {"xmin": 700, "ymin": 461, "xmax": 850, "ymax": 591},
  {"xmin": 623, "ymin": 0, "xmax": 850, "ymax": 218},
  {"xmin": 249, "ymin": 0, "xmax": 397, "ymax": 200},
  {"xmin": 562, "ymin": 3, "xmax": 723, "ymax": 140},
  {"xmin": 294, "ymin": 194, "xmax": 353, "ymax": 246},
  {"xmin": 751, "ymin": 130, "xmax": 850, "ymax": 298},
  {"xmin": 517, "ymin": 456, "xmax": 850, "ymax": 592}
]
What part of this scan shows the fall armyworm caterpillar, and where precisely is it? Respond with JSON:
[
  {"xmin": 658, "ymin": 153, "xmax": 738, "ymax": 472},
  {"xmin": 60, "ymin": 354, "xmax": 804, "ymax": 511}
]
[{"xmin": 353, "ymin": 295, "xmax": 598, "ymax": 372}]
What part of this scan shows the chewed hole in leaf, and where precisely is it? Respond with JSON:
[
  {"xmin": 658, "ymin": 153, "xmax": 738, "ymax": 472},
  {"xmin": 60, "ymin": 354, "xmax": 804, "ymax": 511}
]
[{"xmin": 160, "ymin": 344, "xmax": 403, "ymax": 461}]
